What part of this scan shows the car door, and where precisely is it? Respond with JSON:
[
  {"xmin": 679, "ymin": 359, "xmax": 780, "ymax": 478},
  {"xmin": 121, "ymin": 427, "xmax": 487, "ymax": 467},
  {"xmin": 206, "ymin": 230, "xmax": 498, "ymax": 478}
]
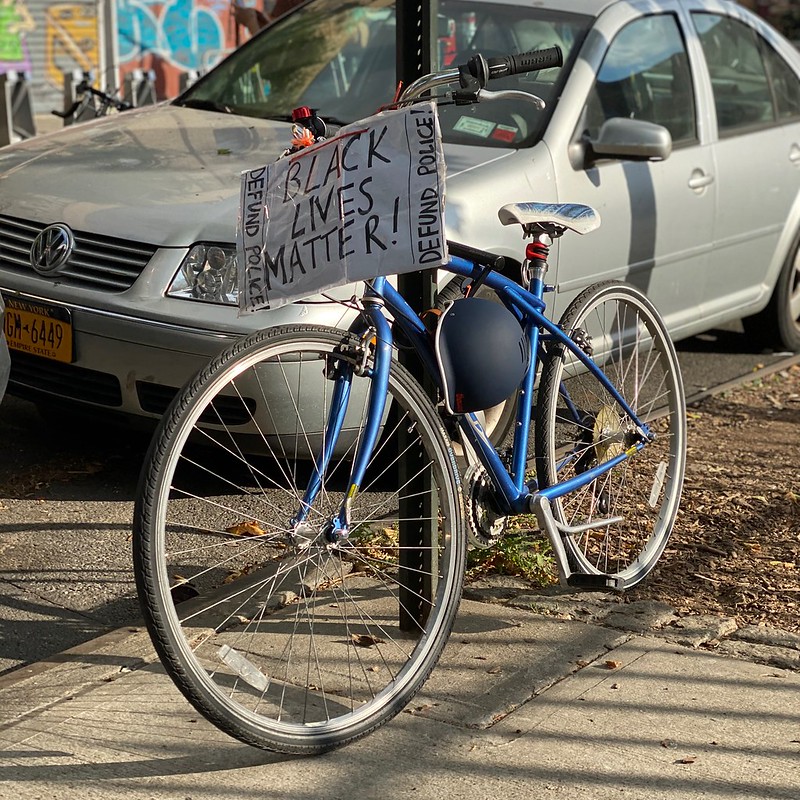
[
  {"xmin": 688, "ymin": 6, "xmax": 800, "ymax": 317},
  {"xmin": 549, "ymin": 3, "xmax": 717, "ymax": 339}
]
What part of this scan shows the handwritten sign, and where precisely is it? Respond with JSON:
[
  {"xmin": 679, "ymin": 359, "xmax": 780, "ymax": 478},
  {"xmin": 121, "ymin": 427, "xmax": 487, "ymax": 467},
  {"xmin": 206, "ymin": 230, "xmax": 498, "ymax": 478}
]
[{"xmin": 237, "ymin": 102, "xmax": 447, "ymax": 313}]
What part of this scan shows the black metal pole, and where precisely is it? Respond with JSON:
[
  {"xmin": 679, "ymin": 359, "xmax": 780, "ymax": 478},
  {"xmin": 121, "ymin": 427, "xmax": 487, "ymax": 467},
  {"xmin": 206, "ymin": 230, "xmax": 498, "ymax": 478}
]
[
  {"xmin": 395, "ymin": 2, "xmax": 437, "ymax": 322},
  {"xmin": 396, "ymin": 0, "xmax": 438, "ymax": 631}
]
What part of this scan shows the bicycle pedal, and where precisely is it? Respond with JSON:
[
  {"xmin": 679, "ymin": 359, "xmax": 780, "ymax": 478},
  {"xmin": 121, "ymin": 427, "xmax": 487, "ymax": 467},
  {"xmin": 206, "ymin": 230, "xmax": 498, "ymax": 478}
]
[{"xmin": 566, "ymin": 573, "xmax": 623, "ymax": 590}]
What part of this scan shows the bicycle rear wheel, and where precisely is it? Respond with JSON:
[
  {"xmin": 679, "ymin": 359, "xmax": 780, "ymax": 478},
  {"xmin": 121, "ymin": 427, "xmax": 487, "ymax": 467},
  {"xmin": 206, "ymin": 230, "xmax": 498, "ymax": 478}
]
[
  {"xmin": 535, "ymin": 282, "xmax": 686, "ymax": 589},
  {"xmin": 133, "ymin": 324, "xmax": 465, "ymax": 754}
]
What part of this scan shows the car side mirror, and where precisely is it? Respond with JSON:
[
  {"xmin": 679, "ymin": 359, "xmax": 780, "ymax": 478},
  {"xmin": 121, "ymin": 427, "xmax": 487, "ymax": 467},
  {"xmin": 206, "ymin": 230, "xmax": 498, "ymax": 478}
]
[{"xmin": 587, "ymin": 117, "xmax": 673, "ymax": 162}]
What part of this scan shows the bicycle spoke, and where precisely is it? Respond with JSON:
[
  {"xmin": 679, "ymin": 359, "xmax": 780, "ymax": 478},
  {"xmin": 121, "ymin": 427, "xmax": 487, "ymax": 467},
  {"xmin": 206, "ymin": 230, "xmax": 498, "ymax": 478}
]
[
  {"xmin": 536, "ymin": 282, "xmax": 686, "ymax": 587},
  {"xmin": 134, "ymin": 325, "xmax": 464, "ymax": 754}
]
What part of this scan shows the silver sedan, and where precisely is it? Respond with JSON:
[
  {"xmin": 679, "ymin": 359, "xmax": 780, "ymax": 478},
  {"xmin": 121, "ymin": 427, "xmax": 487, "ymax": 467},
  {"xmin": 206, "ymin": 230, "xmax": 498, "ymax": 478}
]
[{"xmin": 0, "ymin": 0, "xmax": 798, "ymax": 431}]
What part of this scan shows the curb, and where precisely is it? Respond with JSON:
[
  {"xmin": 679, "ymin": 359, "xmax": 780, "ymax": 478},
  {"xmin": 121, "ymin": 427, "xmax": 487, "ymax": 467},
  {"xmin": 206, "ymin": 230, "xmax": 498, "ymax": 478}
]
[{"xmin": 463, "ymin": 579, "xmax": 800, "ymax": 672}]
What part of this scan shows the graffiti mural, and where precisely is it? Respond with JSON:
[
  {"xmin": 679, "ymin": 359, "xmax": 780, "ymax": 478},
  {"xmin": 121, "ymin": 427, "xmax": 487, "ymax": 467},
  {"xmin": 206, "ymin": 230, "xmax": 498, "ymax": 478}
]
[
  {"xmin": 0, "ymin": 0, "xmax": 35, "ymax": 72},
  {"xmin": 118, "ymin": 0, "xmax": 239, "ymax": 97},
  {"xmin": 1, "ymin": 0, "xmax": 249, "ymax": 118},
  {"xmin": 43, "ymin": 3, "xmax": 99, "ymax": 87}
]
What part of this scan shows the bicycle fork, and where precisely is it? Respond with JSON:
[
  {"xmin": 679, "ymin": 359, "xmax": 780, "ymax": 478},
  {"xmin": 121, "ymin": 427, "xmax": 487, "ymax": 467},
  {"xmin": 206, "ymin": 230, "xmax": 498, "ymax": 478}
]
[{"xmin": 289, "ymin": 300, "xmax": 392, "ymax": 546}]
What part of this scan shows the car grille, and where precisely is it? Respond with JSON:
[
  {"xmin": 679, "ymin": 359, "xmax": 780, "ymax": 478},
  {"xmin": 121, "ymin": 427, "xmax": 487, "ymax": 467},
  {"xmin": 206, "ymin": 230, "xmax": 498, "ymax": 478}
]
[
  {"xmin": 137, "ymin": 381, "xmax": 256, "ymax": 425},
  {"xmin": 0, "ymin": 214, "xmax": 157, "ymax": 292},
  {"xmin": 6, "ymin": 355, "xmax": 256, "ymax": 422},
  {"xmin": 9, "ymin": 351, "xmax": 122, "ymax": 406}
]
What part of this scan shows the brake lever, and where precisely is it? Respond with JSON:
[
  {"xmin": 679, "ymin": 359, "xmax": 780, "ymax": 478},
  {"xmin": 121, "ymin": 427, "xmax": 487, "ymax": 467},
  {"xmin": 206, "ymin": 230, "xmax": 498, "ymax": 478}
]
[{"xmin": 478, "ymin": 88, "xmax": 546, "ymax": 110}]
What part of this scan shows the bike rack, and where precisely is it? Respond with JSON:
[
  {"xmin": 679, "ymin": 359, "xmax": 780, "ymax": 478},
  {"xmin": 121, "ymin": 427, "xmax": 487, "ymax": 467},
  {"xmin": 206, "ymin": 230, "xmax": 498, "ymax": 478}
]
[
  {"xmin": 59, "ymin": 70, "xmax": 98, "ymax": 126},
  {"xmin": 123, "ymin": 69, "xmax": 158, "ymax": 107},
  {"xmin": 0, "ymin": 71, "xmax": 37, "ymax": 146},
  {"xmin": 179, "ymin": 69, "xmax": 202, "ymax": 94}
]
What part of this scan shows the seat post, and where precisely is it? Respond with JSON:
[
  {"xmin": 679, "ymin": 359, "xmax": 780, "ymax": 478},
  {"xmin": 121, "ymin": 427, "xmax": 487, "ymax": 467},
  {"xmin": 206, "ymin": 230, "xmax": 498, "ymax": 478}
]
[{"xmin": 521, "ymin": 223, "xmax": 563, "ymax": 293}]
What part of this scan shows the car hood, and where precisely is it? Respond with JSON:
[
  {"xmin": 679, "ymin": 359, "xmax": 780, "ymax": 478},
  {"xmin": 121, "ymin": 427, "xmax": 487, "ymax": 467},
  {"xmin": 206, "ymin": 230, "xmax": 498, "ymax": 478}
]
[
  {"xmin": 0, "ymin": 105, "xmax": 295, "ymax": 246},
  {"xmin": 0, "ymin": 105, "xmax": 514, "ymax": 248}
]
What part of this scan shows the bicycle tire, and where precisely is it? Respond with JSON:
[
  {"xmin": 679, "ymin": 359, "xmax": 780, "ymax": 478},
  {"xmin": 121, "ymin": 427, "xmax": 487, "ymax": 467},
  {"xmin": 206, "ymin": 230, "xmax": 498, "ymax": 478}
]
[
  {"xmin": 133, "ymin": 323, "xmax": 465, "ymax": 754},
  {"xmin": 535, "ymin": 282, "xmax": 686, "ymax": 589}
]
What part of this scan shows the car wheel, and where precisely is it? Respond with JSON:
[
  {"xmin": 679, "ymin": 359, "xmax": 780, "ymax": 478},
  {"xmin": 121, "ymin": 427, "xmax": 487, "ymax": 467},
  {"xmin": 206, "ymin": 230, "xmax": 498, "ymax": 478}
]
[{"xmin": 742, "ymin": 233, "xmax": 800, "ymax": 352}]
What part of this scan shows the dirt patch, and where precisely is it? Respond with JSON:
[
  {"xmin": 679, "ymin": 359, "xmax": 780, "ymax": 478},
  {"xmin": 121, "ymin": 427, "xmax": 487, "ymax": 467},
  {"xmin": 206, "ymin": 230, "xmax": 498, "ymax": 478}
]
[{"xmin": 628, "ymin": 363, "xmax": 800, "ymax": 633}]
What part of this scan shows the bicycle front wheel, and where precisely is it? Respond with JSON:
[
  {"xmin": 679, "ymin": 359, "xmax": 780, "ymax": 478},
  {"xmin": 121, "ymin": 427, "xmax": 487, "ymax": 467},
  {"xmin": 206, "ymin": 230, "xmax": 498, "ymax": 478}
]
[
  {"xmin": 133, "ymin": 324, "xmax": 465, "ymax": 754},
  {"xmin": 535, "ymin": 282, "xmax": 686, "ymax": 589}
]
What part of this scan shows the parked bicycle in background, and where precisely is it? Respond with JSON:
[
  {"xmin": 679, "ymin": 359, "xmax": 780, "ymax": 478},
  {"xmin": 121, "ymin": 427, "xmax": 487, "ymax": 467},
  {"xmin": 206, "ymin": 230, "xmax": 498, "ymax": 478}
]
[{"xmin": 51, "ymin": 79, "xmax": 132, "ymax": 125}]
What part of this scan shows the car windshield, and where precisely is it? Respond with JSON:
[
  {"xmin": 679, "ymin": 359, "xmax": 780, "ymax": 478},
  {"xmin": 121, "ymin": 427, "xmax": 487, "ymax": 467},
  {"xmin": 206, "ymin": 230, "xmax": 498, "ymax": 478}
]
[{"xmin": 177, "ymin": 0, "xmax": 590, "ymax": 148}]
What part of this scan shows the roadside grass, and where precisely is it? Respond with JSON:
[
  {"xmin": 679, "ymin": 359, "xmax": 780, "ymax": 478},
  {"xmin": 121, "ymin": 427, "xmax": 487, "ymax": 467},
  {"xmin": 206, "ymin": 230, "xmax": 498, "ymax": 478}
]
[{"xmin": 466, "ymin": 514, "xmax": 558, "ymax": 586}]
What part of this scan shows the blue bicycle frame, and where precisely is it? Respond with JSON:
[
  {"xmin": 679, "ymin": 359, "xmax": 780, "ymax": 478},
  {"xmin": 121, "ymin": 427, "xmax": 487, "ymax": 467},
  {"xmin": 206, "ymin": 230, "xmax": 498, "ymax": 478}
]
[{"xmin": 296, "ymin": 253, "xmax": 653, "ymax": 536}]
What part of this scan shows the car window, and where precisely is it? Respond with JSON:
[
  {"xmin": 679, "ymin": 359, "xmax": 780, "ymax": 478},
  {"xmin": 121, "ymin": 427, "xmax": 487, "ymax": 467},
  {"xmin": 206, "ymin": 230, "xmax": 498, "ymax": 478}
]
[
  {"xmin": 692, "ymin": 12, "xmax": 800, "ymax": 134},
  {"xmin": 184, "ymin": 1, "xmax": 398, "ymax": 123},
  {"xmin": 762, "ymin": 40, "xmax": 800, "ymax": 120},
  {"xmin": 436, "ymin": 3, "xmax": 590, "ymax": 147},
  {"xmin": 583, "ymin": 14, "xmax": 697, "ymax": 146},
  {"xmin": 179, "ymin": 0, "xmax": 591, "ymax": 149}
]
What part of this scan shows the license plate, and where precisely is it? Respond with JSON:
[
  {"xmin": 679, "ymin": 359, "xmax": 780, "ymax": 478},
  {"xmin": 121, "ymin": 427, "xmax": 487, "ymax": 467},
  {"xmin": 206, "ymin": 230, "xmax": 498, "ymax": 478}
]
[{"xmin": 3, "ymin": 297, "xmax": 74, "ymax": 363}]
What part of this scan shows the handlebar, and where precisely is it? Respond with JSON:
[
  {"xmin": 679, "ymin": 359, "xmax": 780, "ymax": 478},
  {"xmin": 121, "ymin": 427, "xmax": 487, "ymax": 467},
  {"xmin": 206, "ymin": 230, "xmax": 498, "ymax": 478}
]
[
  {"xmin": 487, "ymin": 46, "xmax": 563, "ymax": 79},
  {"xmin": 281, "ymin": 45, "xmax": 564, "ymax": 157},
  {"xmin": 399, "ymin": 45, "xmax": 563, "ymax": 104}
]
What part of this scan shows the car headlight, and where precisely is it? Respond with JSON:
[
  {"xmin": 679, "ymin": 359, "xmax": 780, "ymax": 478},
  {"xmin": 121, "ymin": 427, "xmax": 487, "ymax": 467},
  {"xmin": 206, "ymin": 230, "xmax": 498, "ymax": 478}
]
[{"xmin": 167, "ymin": 244, "xmax": 238, "ymax": 305}]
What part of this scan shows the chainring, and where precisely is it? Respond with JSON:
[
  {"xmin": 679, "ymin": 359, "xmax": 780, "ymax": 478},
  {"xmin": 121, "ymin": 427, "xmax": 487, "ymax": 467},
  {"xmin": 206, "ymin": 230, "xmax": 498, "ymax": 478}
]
[{"xmin": 464, "ymin": 463, "xmax": 508, "ymax": 549}]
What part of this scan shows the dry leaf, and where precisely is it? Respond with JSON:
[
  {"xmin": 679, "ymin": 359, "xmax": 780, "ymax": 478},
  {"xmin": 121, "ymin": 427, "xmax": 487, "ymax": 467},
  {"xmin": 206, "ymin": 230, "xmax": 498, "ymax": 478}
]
[
  {"xmin": 605, "ymin": 660, "xmax": 622, "ymax": 670},
  {"xmin": 675, "ymin": 756, "xmax": 697, "ymax": 765},
  {"xmin": 170, "ymin": 576, "xmax": 199, "ymax": 603},
  {"xmin": 216, "ymin": 614, "xmax": 252, "ymax": 633},
  {"xmin": 351, "ymin": 633, "xmax": 384, "ymax": 648},
  {"xmin": 225, "ymin": 520, "xmax": 267, "ymax": 538},
  {"xmin": 660, "ymin": 739, "xmax": 678, "ymax": 749},
  {"xmin": 223, "ymin": 564, "xmax": 256, "ymax": 583}
]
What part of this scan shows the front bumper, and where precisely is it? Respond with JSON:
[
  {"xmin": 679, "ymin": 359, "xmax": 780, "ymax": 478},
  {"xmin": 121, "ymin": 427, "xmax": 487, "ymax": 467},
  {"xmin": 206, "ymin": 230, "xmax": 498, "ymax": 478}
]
[{"xmin": 1, "ymin": 289, "xmax": 351, "ymax": 420}]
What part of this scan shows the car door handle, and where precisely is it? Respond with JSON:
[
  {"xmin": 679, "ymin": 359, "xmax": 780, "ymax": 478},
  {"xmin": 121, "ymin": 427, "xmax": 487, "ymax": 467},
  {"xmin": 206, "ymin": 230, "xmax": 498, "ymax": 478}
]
[
  {"xmin": 688, "ymin": 170, "xmax": 714, "ymax": 191},
  {"xmin": 790, "ymin": 144, "xmax": 800, "ymax": 166}
]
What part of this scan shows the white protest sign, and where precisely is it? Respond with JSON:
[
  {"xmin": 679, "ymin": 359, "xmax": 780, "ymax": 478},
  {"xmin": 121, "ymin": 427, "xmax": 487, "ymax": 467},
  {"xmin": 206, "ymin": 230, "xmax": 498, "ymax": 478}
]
[{"xmin": 237, "ymin": 102, "xmax": 447, "ymax": 313}]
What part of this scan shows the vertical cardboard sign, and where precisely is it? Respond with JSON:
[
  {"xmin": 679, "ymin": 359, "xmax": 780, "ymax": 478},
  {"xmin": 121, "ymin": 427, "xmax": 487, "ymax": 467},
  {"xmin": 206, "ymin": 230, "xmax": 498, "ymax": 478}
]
[{"xmin": 237, "ymin": 102, "xmax": 446, "ymax": 313}]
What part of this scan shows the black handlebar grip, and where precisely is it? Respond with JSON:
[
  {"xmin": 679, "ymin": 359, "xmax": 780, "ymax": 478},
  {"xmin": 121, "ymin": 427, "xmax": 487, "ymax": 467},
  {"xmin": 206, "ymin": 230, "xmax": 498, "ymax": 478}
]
[{"xmin": 487, "ymin": 45, "xmax": 564, "ymax": 78}]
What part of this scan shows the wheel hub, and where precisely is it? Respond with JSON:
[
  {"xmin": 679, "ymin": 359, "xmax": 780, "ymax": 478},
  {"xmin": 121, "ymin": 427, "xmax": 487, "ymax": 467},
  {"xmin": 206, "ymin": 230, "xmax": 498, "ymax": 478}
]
[{"xmin": 593, "ymin": 405, "xmax": 626, "ymax": 462}]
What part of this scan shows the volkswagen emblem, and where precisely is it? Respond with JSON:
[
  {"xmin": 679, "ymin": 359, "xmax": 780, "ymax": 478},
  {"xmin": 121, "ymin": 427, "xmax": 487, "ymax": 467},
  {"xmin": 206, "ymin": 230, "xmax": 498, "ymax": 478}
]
[{"xmin": 30, "ymin": 224, "xmax": 75, "ymax": 276}]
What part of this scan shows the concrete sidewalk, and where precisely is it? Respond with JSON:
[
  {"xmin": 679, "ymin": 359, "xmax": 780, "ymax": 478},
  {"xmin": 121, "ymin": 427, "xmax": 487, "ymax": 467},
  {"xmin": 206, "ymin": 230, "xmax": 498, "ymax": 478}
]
[{"xmin": 1, "ymin": 594, "xmax": 798, "ymax": 800}]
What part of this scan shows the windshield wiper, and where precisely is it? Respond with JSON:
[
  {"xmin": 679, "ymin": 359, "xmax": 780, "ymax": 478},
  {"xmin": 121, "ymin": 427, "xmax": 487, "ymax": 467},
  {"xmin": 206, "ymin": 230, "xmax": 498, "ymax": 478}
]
[
  {"xmin": 319, "ymin": 116, "xmax": 350, "ymax": 128},
  {"xmin": 259, "ymin": 113, "xmax": 352, "ymax": 128},
  {"xmin": 175, "ymin": 98, "xmax": 232, "ymax": 114},
  {"xmin": 259, "ymin": 113, "xmax": 293, "ymax": 123}
]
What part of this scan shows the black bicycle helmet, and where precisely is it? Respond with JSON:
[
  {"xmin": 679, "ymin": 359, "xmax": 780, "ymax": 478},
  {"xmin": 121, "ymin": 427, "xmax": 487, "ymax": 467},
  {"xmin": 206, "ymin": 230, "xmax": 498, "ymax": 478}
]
[{"xmin": 435, "ymin": 297, "xmax": 529, "ymax": 414}]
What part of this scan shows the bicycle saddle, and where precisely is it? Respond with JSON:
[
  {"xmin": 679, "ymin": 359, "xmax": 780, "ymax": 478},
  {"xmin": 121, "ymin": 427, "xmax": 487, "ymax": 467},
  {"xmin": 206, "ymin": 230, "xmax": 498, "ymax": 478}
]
[{"xmin": 498, "ymin": 202, "xmax": 601, "ymax": 235}]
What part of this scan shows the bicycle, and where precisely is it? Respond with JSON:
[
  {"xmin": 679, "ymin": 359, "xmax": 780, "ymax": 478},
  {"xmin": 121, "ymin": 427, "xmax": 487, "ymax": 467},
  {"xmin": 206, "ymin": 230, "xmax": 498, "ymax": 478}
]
[
  {"xmin": 52, "ymin": 80, "xmax": 132, "ymax": 124},
  {"xmin": 132, "ymin": 46, "xmax": 686, "ymax": 755}
]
